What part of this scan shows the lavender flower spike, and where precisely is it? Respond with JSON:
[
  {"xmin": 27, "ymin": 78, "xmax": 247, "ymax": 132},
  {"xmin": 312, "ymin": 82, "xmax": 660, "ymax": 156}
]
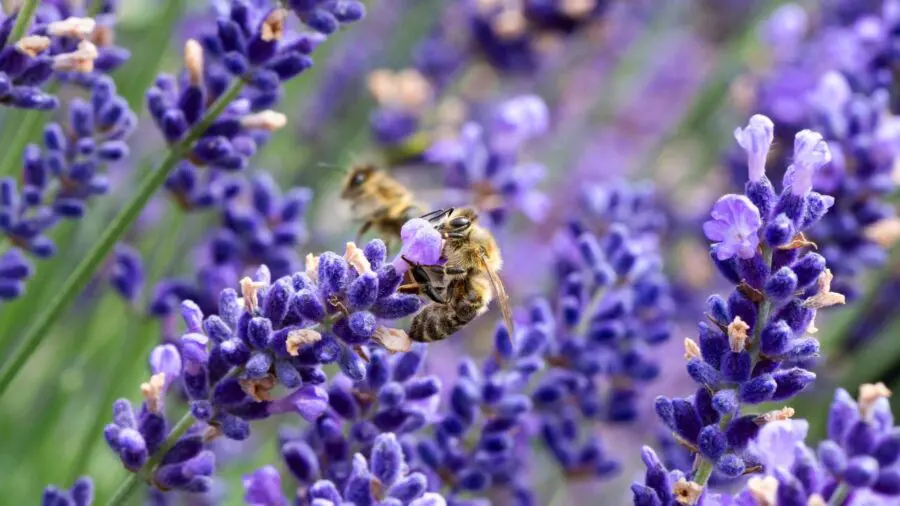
[
  {"xmin": 733, "ymin": 114, "xmax": 774, "ymax": 183},
  {"xmin": 703, "ymin": 194, "xmax": 762, "ymax": 260},
  {"xmin": 788, "ymin": 129, "xmax": 832, "ymax": 196}
]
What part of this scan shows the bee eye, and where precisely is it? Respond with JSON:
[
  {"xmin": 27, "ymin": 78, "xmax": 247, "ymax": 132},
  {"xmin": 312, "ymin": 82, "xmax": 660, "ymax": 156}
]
[
  {"xmin": 449, "ymin": 217, "xmax": 470, "ymax": 229},
  {"xmin": 351, "ymin": 173, "xmax": 366, "ymax": 186}
]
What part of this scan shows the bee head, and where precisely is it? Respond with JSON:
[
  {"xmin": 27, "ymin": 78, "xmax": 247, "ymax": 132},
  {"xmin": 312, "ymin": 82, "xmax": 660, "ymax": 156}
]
[
  {"xmin": 443, "ymin": 207, "xmax": 478, "ymax": 238},
  {"xmin": 341, "ymin": 164, "xmax": 377, "ymax": 197}
]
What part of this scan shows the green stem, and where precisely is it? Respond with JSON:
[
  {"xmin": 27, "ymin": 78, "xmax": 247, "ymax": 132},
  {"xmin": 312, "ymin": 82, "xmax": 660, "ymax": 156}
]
[
  {"xmin": 693, "ymin": 458, "xmax": 715, "ymax": 487},
  {"xmin": 0, "ymin": 79, "xmax": 246, "ymax": 399},
  {"xmin": 104, "ymin": 411, "xmax": 196, "ymax": 506},
  {"xmin": 829, "ymin": 483, "xmax": 849, "ymax": 506},
  {"xmin": 8, "ymin": 0, "xmax": 39, "ymax": 44}
]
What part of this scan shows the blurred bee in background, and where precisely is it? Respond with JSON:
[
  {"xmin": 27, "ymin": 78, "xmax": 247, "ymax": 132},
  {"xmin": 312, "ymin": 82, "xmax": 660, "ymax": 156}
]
[
  {"xmin": 407, "ymin": 207, "xmax": 514, "ymax": 343},
  {"xmin": 340, "ymin": 163, "xmax": 422, "ymax": 243}
]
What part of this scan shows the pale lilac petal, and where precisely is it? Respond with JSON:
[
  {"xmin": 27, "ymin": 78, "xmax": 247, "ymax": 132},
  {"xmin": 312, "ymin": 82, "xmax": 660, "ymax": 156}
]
[
  {"xmin": 704, "ymin": 194, "xmax": 762, "ymax": 260},
  {"xmin": 734, "ymin": 114, "xmax": 775, "ymax": 182},
  {"xmin": 750, "ymin": 419, "xmax": 809, "ymax": 474}
]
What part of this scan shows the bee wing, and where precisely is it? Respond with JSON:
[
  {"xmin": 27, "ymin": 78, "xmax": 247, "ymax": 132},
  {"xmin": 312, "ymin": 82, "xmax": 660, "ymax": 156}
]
[{"xmin": 480, "ymin": 252, "xmax": 514, "ymax": 340}]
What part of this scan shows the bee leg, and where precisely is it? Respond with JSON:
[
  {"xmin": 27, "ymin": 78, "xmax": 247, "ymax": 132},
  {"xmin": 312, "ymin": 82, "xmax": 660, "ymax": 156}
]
[
  {"xmin": 442, "ymin": 266, "xmax": 466, "ymax": 276},
  {"xmin": 422, "ymin": 284, "xmax": 446, "ymax": 304},
  {"xmin": 398, "ymin": 283, "xmax": 422, "ymax": 293},
  {"xmin": 447, "ymin": 232, "xmax": 466, "ymax": 239}
]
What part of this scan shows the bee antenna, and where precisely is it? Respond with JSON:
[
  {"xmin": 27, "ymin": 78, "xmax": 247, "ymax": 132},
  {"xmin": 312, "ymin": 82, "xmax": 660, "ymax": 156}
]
[{"xmin": 317, "ymin": 161, "xmax": 350, "ymax": 174}]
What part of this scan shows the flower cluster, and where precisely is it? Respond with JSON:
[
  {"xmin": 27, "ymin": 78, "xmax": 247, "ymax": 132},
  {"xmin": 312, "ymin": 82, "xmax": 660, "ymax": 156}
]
[
  {"xmin": 0, "ymin": 74, "xmax": 135, "ymax": 300},
  {"xmin": 0, "ymin": 2, "xmax": 127, "ymax": 110},
  {"xmin": 468, "ymin": 0, "xmax": 609, "ymax": 74},
  {"xmin": 648, "ymin": 115, "xmax": 842, "ymax": 493},
  {"xmin": 734, "ymin": 3, "xmax": 900, "ymax": 300},
  {"xmin": 173, "ymin": 236, "xmax": 428, "ymax": 436},
  {"xmin": 146, "ymin": 40, "xmax": 290, "ymax": 172},
  {"xmin": 410, "ymin": 329, "xmax": 544, "ymax": 503},
  {"xmin": 635, "ymin": 384, "xmax": 900, "ymax": 505},
  {"xmin": 279, "ymin": 344, "xmax": 441, "ymax": 490},
  {"xmin": 105, "ymin": 228, "xmax": 433, "ymax": 493},
  {"xmin": 425, "ymin": 95, "xmax": 551, "ymax": 225},
  {"xmin": 246, "ymin": 434, "xmax": 446, "ymax": 506},
  {"xmin": 40, "ymin": 477, "xmax": 93, "ymax": 506},
  {"xmin": 105, "ymin": 392, "xmax": 217, "ymax": 493},
  {"xmin": 544, "ymin": 183, "xmax": 673, "ymax": 423},
  {"xmin": 730, "ymin": 384, "xmax": 900, "ymax": 505}
]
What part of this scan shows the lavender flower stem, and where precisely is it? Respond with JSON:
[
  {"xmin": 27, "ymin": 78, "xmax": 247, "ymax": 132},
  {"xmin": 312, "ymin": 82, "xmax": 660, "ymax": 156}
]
[
  {"xmin": 0, "ymin": 79, "xmax": 247, "ymax": 398},
  {"xmin": 104, "ymin": 410, "xmax": 196, "ymax": 506},
  {"xmin": 828, "ymin": 483, "xmax": 849, "ymax": 506},
  {"xmin": 693, "ymin": 459, "xmax": 715, "ymax": 487},
  {"xmin": 8, "ymin": 0, "xmax": 40, "ymax": 45}
]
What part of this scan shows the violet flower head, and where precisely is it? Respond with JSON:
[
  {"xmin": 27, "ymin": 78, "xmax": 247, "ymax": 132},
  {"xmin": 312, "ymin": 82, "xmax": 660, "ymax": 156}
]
[
  {"xmin": 671, "ymin": 384, "xmax": 900, "ymax": 506},
  {"xmin": 0, "ymin": 75, "xmax": 135, "ymax": 300},
  {"xmin": 0, "ymin": 1, "xmax": 130, "ymax": 110},
  {"xmin": 426, "ymin": 96, "xmax": 550, "ymax": 225},
  {"xmin": 738, "ymin": 3, "xmax": 898, "ymax": 300},
  {"xmin": 703, "ymin": 195, "xmax": 762, "ymax": 261},
  {"xmin": 733, "ymin": 114, "xmax": 775, "ymax": 183},
  {"xmin": 40, "ymin": 477, "xmax": 93, "ymax": 506},
  {"xmin": 166, "ymin": 240, "xmax": 421, "ymax": 440},
  {"xmin": 645, "ymin": 117, "xmax": 842, "ymax": 497},
  {"xmin": 393, "ymin": 218, "xmax": 443, "ymax": 273}
]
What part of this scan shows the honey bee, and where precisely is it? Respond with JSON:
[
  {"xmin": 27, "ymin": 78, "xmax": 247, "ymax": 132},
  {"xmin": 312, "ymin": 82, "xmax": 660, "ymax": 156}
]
[
  {"xmin": 340, "ymin": 163, "xmax": 420, "ymax": 242},
  {"xmin": 406, "ymin": 207, "xmax": 514, "ymax": 343}
]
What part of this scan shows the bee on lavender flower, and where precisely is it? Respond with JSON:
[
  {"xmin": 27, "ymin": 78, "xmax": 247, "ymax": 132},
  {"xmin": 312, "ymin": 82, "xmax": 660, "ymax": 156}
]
[
  {"xmin": 406, "ymin": 207, "xmax": 514, "ymax": 343},
  {"xmin": 340, "ymin": 162, "xmax": 422, "ymax": 243}
]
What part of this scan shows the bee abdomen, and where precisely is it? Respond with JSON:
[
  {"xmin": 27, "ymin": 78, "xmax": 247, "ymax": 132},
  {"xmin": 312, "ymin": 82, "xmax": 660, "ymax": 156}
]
[{"xmin": 409, "ymin": 304, "xmax": 466, "ymax": 343}]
